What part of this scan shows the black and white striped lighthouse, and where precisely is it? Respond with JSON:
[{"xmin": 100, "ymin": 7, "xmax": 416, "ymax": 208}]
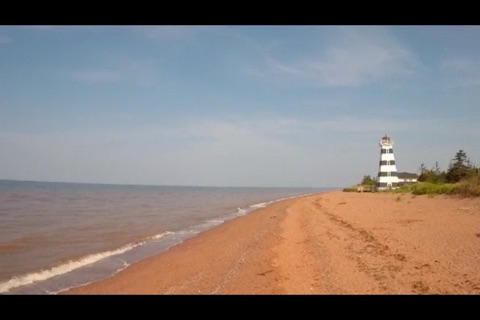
[{"xmin": 377, "ymin": 134, "xmax": 399, "ymax": 190}]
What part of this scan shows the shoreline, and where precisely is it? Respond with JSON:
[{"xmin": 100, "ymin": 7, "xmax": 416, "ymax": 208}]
[{"xmin": 61, "ymin": 190, "xmax": 480, "ymax": 294}]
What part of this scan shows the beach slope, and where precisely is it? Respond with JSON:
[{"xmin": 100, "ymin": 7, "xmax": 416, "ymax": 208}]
[{"xmin": 62, "ymin": 191, "xmax": 480, "ymax": 294}]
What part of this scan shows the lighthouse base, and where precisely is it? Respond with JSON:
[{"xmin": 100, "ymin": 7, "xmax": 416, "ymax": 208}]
[{"xmin": 376, "ymin": 182, "xmax": 399, "ymax": 190}]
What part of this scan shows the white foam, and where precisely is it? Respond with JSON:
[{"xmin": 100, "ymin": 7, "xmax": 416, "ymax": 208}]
[
  {"xmin": 150, "ymin": 231, "xmax": 175, "ymax": 241},
  {"xmin": 250, "ymin": 202, "xmax": 268, "ymax": 209},
  {"xmin": 236, "ymin": 207, "xmax": 247, "ymax": 215},
  {"xmin": 208, "ymin": 218, "xmax": 224, "ymax": 225},
  {"xmin": 0, "ymin": 231, "xmax": 173, "ymax": 294}
]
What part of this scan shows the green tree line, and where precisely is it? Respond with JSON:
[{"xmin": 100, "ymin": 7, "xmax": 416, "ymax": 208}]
[{"xmin": 418, "ymin": 149, "xmax": 478, "ymax": 184}]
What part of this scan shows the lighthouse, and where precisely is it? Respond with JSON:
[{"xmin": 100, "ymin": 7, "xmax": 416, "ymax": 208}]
[{"xmin": 377, "ymin": 134, "xmax": 399, "ymax": 190}]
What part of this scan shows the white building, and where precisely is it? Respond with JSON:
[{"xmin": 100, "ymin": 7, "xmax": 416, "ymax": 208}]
[{"xmin": 397, "ymin": 172, "xmax": 418, "ymax": 186}]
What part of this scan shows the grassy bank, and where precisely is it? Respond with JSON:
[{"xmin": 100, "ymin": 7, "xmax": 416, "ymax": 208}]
[
  {"xmin": 344, "ymin": 176, "xmax": 480, "ymax": 197},
  {"xmin": 391, "ymin": 176, "xmax": 480, "ymax": 197}
]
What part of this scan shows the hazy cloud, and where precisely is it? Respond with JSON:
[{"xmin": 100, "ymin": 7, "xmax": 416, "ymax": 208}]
[
  {"xmin": 251, "ymin": 27, "xmax": 417, "ymax": 87},
  {"xmin": 441, "ymin": 59, "xmax": 471, "ymax": 71},
  {"xmin": 71, "ymin": 69, "xmax": 122, "ymax": 84},
  {"xmin": 133, "ymin": 25, "xmax": 222, "ymax": 42},
  {"xmin": 116, "ymin": 58, "xmax": 158, "ymax": 87},
  {"xmin": 441, "ymin": 58, "xmax": 480, "ymax": 87},
  {"xmin": 305, "ymin": 42, "xmax": 413, "ymax": 87},
  {"xmin": 0, "ymin": 35, "xmax": 11, "ymax": 45},
  {"xmin": 70, "ymin": 58, "xmax": 158, "ymax": 86}
]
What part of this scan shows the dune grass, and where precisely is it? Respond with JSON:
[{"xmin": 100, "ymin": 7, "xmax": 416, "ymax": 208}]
[
  {"xmin": 384, "ymin": 178, "xmax": 480, "ymax": 197},
  {"xmin": 345, "ymin": 177, "xmax": 480, "ymax": 197}
]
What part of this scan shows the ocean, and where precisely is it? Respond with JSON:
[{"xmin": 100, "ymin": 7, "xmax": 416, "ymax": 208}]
[{"xmin": 0, "ymin": 179, "xmax": 330, "ymax": 294}]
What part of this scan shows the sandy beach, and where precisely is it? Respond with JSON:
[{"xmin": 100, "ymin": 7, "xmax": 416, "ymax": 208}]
[{"xmin": 61, "ymin": 190, "xmax": 480, "ymax": 295}]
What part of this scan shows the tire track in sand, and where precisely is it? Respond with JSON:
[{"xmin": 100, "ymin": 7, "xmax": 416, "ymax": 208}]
[
  {"xmin": 272, "ymin": 195, "xmax": 410, "ymax": 293},
  {"xmin": 311, "ymin": 196, "xmax": 409, "ymax": 293},
  {"xmin": 270, "ymin": 195, "xmax": 380, "ymax": 293}
]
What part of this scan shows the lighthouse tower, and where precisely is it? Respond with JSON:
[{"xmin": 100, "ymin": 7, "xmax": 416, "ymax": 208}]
[{"xmin": 377, "ymin": 134, "xmax": 399, "ymax": 190}]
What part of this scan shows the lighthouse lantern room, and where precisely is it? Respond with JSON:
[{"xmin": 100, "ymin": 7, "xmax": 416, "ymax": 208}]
[{"xmin": 377, "ymin": 134, "xmax": 399, "ymax": 190}]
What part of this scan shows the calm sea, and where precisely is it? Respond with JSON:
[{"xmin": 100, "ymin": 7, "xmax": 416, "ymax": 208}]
[{"xmin": 0, "ymin": 179, "xmax": 330, "ymax": 294}]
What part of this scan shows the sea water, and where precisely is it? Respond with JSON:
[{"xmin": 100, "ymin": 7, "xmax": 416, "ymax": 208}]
[{"xmin": 0, "ymin": 180, "xmax": 330, "ymax": 294}]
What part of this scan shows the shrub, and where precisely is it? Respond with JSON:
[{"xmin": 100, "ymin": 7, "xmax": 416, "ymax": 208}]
[
  {"xmin": 409, "ymin": 182, "xmax": 457, "ymax": 195},
  {"xmin": 342, "ymin": 186, "xmax": 358, "ymax": 192},
  {"xmin": 451, "ymin": 175, "xmax": 480, "ymax": 197}
]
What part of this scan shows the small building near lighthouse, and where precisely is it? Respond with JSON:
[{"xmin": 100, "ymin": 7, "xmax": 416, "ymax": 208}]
[
  {"xmin": 377, "ymin": 134, "xmax": 399, "ymax": 190},
  {"xmin": 397, "ymin": 172, "xmax": 418, "ymax": 186}
]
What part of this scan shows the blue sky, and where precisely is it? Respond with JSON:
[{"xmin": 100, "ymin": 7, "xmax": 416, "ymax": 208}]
[{"xmin": 1, "ymin": 25, "xmax": 479, "ymax": 188}]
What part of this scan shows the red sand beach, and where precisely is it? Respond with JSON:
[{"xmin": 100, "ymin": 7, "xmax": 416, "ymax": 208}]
[{"xmin": 62, "ymin": 190, "xmax": 480, "ymax": 294}]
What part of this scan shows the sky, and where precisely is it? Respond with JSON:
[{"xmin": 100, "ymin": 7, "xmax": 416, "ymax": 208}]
[{"xmin": 0, "ymin": 25, "xmax": 479, "ymax": 188}]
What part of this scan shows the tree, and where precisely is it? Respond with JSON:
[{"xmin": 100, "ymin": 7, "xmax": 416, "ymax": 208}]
[
  {"xmin": 445, "ymin": 149, "xmax": 473, "ymax": 183},
  {"xmin": 360, "ymin": 175, "xmax": 377, "ymax": 186},
  {"xmin": 434, "ymin": 161, "xmax": 442, "ymax": 175},
  {"xmin": 418, "ymin": 163, "xmax": 427, "ymax": 175},
  {"xmin": 418, "ymin": 161, "xmax": 446, "ymax": 183}
]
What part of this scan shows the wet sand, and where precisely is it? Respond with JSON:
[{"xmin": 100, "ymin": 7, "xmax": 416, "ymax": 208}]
[{"xmin": 62, "ymin": 190, "xmax": 480, "ymax": 294}]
